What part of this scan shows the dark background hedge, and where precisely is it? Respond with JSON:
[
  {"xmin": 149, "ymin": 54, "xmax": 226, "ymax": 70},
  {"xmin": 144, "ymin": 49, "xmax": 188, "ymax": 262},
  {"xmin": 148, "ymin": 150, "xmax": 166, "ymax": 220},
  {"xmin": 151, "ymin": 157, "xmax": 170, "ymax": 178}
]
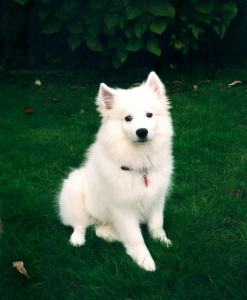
[{"xmin": 0, "ymin": 0, "xmax": 246, "ymax": 70}]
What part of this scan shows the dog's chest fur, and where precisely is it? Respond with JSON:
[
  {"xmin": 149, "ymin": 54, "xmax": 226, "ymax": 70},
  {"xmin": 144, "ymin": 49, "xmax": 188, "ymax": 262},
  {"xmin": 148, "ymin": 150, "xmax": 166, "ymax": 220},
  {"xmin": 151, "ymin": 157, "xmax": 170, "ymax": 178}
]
[{"xmin": 85, "ymin": 141, "xmax": 171, "ymax": 209}]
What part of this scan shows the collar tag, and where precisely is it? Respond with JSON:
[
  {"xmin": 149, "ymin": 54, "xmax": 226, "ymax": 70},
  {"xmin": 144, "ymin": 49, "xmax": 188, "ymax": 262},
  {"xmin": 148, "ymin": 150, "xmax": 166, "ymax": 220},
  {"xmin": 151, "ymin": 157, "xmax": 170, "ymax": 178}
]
[{"xmin": 143, "ymin": 174, "xmax": 148, "ymax": 187}]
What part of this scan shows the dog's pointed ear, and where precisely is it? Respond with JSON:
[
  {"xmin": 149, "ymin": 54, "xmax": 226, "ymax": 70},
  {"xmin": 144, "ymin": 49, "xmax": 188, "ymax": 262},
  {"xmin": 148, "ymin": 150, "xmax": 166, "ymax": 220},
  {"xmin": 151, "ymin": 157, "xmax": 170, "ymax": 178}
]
[
  {"xmin": 145, "ymin": 71, "xmax": 165, "ymax": 97},
  {"xmin": 97, "ymin": 83, "xmax": 115, "ymax": 110}
]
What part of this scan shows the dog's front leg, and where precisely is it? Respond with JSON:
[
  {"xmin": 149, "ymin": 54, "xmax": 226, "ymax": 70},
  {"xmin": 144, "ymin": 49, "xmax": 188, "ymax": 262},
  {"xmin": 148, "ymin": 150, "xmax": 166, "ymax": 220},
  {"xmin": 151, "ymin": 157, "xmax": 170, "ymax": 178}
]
[
  {"xmin": 148, "ymin": 200, "xmax": 172, "ymax": 247},
  {"xmin": 111, "ymin": 210, "xmax": 156, "ymax": 271}
]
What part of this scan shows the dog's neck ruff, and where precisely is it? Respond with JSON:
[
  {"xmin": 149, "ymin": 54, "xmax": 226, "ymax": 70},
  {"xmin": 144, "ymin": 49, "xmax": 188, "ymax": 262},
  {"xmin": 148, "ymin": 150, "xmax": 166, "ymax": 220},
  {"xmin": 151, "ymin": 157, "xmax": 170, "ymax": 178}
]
[{"xmin": 121, "ymin": 165, "xmax": 149, "ymax": 187}]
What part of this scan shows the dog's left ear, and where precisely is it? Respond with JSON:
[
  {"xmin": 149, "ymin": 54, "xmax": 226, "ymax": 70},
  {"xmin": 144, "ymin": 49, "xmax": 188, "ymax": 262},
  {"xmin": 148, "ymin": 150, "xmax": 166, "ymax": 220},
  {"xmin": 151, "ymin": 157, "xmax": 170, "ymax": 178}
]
[
  {"xmin": 97, "ymin": 83, "xmax": 115, "ymax": 110},
  {"xmin": 145, "ymin": 71, "xmax": 166, "ymax": 97}
]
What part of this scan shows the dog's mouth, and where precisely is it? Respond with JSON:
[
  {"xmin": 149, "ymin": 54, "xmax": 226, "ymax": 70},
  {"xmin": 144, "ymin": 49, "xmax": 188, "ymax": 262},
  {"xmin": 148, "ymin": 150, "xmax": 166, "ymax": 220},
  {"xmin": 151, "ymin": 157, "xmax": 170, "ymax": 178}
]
[{"xmin": 136, "ymin": 138, "xmax": 149, "ymax": 144}]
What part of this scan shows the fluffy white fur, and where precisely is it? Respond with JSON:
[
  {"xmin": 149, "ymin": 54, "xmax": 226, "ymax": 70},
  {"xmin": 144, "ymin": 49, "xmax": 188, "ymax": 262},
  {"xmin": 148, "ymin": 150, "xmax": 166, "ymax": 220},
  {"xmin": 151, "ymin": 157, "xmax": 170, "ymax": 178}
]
[{"xmin": 59, "ymin": 72, "xmax": 173, "ymax": 271}]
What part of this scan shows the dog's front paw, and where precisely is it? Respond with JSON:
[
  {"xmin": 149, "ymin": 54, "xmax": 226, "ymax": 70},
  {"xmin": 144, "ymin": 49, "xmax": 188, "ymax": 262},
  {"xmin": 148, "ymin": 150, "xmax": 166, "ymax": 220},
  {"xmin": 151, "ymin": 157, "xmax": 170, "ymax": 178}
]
[
  {"xmin": 139, "ymin": 254, "xmax": 156, "ymax": 272},
  {"xmin": 128, "ymin": 246, "xmax": 156, "ymax": 272},
  {"xmin": 70, "ymin": 232, "xmax": 85, "ymax": 247},
  {"xmin": 150, "ymin": 229, "xmax": 172, "ymax": 247}
]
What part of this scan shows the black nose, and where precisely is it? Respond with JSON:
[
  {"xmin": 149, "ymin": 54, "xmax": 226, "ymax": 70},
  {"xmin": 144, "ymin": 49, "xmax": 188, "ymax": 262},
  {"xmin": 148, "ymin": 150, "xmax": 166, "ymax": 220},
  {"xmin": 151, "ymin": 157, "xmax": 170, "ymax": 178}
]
[{"xmin": 136, "ymin": 128, "xmax": 148, "ymax": 139}]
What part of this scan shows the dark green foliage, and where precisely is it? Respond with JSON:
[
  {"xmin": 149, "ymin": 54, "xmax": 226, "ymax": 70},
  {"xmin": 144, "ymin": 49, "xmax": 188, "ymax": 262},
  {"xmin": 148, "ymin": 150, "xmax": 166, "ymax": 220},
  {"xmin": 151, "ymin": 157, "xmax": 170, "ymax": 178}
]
[
  {"xmin": 0, "ymin": 68, "xmax": 247, "ymax": 298},
  {"xmin": 14, "ymin": 0, "xmax": 238, "ymax": 68}
]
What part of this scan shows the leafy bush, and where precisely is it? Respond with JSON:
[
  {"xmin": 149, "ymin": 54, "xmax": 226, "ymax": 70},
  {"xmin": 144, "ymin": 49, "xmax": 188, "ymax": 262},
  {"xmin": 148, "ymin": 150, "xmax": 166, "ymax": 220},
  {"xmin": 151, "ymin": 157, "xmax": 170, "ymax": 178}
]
[{"xmin": 15, "ymin": 0, "xmax": 238, "ymax": 68}]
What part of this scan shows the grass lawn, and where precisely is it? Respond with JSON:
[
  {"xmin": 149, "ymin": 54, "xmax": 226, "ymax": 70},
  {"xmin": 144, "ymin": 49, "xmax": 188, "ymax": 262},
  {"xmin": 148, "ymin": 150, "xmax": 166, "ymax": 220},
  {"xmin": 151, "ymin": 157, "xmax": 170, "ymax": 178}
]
[{"xmin": 0, "ymin": 68, "xmax": 246, "ymax": 299}]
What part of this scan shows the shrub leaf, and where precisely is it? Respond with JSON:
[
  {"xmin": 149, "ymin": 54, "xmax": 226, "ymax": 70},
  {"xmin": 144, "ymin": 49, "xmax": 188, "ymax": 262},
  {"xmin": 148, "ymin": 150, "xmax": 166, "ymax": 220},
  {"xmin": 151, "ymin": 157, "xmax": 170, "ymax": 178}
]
[
  {"xmin": 68, "ymin": 34, "xmax": 82, "ymax": 51},
  {"xmin": 134, "ymin": 19, "xmax": 148, "ymax": 38},
  {"xmin": 150, "ymin": 19, "xmax": 167, "ymax": 34},
  {"xmin": 148, "ymin": 1, "xmax": 175, "ymax": 18},
  {"xmin": 146, "ymin": 36, "xmax": 161, "ymax": 56},
  {"xmin": 126, "ymin": 38, "xmax": 143, "ymax": 51}
]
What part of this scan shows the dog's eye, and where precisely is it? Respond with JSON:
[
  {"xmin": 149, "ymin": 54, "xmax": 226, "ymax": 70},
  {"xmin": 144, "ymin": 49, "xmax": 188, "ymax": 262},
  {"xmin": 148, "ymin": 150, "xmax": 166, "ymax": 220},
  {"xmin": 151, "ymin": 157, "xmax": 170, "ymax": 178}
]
[
  {"xmin": 125, "ymin": 115, "xmax": 133, "ymax": 122},
  {"xmin": 146, "ymin": 112, "xmax": 153, "ymax": 118}
]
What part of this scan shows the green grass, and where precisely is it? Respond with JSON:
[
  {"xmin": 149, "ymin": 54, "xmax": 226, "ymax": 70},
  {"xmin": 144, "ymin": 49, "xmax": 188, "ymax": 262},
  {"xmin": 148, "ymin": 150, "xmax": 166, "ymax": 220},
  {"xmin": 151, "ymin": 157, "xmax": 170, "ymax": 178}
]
[{"xmin": 0, "ymin": 69, "xmax": 246, "ymax": 299}]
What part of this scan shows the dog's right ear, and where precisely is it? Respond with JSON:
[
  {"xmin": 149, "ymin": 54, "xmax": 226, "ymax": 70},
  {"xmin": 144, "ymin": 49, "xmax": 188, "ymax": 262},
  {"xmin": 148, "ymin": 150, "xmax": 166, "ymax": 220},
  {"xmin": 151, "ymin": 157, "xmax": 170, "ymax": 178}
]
[{"xmin": 97, "ymin": 83, "xmax": 115, "ymax": 111}]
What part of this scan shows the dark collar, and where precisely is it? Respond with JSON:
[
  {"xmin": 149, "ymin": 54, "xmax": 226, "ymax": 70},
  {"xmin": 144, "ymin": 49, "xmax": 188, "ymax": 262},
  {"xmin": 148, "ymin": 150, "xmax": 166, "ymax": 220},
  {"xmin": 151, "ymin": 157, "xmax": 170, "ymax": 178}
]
[
  {"xmin": 121, "ymin": 165, "xmax": 148, "ymax": 174},
  {"xmin": 121, "ymin": 165, "xmax": 132, "ymax": 171}
]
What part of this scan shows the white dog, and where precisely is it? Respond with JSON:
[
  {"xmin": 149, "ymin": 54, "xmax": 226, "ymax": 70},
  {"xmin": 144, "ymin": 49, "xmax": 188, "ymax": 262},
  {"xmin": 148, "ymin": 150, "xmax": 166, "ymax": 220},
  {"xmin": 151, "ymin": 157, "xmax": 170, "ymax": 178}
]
[{"xmin": 59, "ymin": 72, "xmax": 173, "ymax": 271}]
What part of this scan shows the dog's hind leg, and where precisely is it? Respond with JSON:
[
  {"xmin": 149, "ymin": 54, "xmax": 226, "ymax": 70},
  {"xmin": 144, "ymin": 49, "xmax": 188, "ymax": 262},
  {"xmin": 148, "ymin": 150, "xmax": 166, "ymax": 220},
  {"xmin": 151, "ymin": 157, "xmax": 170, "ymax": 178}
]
[
  {"xmin": 59, "ymin": 169, "xmax": 91, "ymax": 247},
  {"xmin": 95, "ymin": 224, "xmax": 118, "ymax": 242}
]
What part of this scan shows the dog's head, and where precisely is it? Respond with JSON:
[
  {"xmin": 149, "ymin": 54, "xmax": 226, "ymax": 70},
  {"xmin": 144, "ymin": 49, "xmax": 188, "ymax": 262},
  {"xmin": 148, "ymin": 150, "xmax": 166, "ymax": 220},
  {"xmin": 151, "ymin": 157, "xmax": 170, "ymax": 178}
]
[{"xmin": 97, "ymin": 72, "xmax": 172, "ymax": 145}]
